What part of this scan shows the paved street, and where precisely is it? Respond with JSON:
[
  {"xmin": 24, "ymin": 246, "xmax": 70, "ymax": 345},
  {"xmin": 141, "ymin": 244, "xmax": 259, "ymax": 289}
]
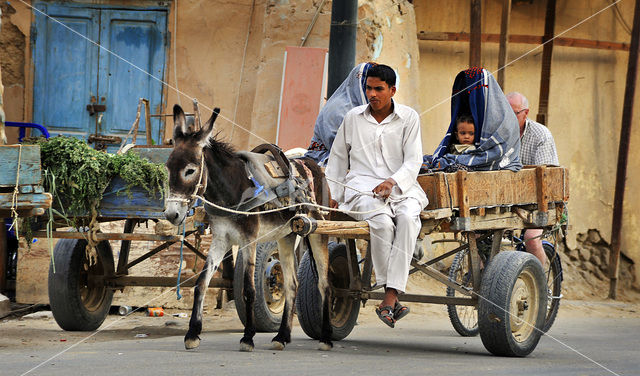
[{"xmin": 1, "ymin": 301, "xmax": 638, "ymax": 376}]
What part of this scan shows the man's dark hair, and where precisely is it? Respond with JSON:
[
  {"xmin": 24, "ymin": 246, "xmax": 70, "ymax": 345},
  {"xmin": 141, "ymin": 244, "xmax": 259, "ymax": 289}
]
[
  {"xmin": 455, "ymin": 113, "xmax": 475, "ymax": 127},
  {"xmin": 367, "ymin": 64, "xmax": 396, "ymax": 87}
]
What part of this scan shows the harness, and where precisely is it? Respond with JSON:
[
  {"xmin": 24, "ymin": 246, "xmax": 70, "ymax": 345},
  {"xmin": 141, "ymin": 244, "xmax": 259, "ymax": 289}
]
[{"xmin": 204, "ymin": 144, "xmax": 311, "ymax": 218}]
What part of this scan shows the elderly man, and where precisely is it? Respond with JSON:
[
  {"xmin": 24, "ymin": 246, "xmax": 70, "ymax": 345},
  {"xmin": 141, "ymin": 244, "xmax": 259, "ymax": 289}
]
[
  {"xmin": 326, "ymin": 64, "xmax": 427, "ymax": 328},
  {"xmin": 506, "ymin": 92, "xmax": 559, "ymax": 265}
]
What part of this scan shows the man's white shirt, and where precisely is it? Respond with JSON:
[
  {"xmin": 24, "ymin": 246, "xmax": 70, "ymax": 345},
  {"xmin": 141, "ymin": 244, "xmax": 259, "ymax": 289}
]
[{"xmin": 325, "ymin": 102, "xmax": 428, "ymax": 209}]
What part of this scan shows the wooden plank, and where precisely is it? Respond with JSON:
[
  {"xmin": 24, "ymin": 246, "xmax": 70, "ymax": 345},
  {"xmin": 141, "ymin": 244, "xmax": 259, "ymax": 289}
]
[
  {"xmin": 0, "ymin": 192, "xmax": 52, "ymax": 212},
  {"xmin": 469, "ymin": 0, "xmax": 482, "ymax": 67},
  {"xmin": 456, "ymin": 170, "xmax": 470, "ymax": 217},
  {"xmin": 130, "ymin": 145, "xmax": 173, "ymax": 164},
  {"xmin": 0, "ymin": 145, "xmax": 42, "ymax": 186},
  {"xmin": 107, "ymin": 276, "xmax": 232, "ymax": 288},
  {"xmin": 610, "ymin": 0, "xmax": 640, "ymax": 299},
  {"xmin": 417, "ymin": 31, "xmax": 630, "ymax": 51},
  {"xmin": 497, "ymin": 0, "xmax": 511, "ymax": 88},
  {"xmin": 98, "ymin": 176, "xmax": 165, "ymax": 218},
  {"xmin": 418, "ymin": 166, "xmax": 569, "ymax": 210},
  {"xmin": 537, "ymin": 0, "xmax": 557, "ymax": 125},
  {"xmin": 34, "ymin": 231, "xmax": 183, "ymax": 242},
  {"xmin": 536, "ymin": 166, "xmax": 549, "ymax": 213}
]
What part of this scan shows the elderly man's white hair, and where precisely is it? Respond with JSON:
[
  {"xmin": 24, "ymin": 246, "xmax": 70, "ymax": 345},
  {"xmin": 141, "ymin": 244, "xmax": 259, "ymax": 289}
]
[{"xmin": 506, "ymin": 92, "xmax": 529, "ymax": 110}]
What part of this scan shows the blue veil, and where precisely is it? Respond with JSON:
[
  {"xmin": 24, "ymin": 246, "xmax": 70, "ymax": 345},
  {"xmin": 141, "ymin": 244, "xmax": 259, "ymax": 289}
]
[
  {"xmin": 305, "ymin": 62, "xmax": 375, "ymax": 165},
  {"xmin": 427, "ymin": 68, "xmax": 522, "ymax": 172}
]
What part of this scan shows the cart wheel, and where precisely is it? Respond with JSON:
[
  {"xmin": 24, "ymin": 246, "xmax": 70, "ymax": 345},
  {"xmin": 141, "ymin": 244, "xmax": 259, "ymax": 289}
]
[
  {"xmin": 478, "ymin": 251, "xmax": 546, "ymax": 357},
  {"xmin": 447, "ymin": 248, "xmax": 479, "ymax": 337},
  {"xmin": 233, "ymin": 241, "xmax": 283, "ymax": 332},
  {"xmin": 296, "ymin": 242, "xmax": 360, "ymax": 341},
  {"xmin": 541, "ymin": 242, "xmax": 562, "ymax": 333},
  {"xmin": 48, "ymin": 238, "xmax": 115, "ymax": 331}
]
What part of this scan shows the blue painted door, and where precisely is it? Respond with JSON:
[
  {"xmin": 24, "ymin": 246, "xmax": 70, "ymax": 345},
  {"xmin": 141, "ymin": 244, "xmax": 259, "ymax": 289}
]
[{"xmin": 32, "ymin": 2, "xmax": 167, "ymax": 147}]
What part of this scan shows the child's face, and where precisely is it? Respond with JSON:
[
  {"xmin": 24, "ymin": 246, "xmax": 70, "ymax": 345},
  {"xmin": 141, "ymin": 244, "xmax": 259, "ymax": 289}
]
[{"xmin": 456, "ymin": 121, "xmax": 475, "ymax": 145}]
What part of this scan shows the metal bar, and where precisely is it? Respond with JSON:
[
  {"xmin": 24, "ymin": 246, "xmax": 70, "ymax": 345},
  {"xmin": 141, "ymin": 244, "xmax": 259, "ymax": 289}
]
[
  {"xmin": 106, "ymin": 276, "xmax": 232, "ymax": 289},
  {"xmin": 182, "ymin": 240, "xmax": 207, "ymax": 261},
  {"xmin": 124, "ymin": 230, "xmax": 198, "ymax": 270},
  {"xmin": 364, "ymin": 291, "xmax": 477, "ymax": 306},
  {"xmin": 116, "ymin": 219, "xmax": 137, "ymax": 275},
  {"xmin": 0, "ymin": 223, "xmax": 6, "ymax": 291},
  {"xmin": 468, "ymin": 233, "xmax": 482, "ymax": 293},
  {"xmin": 497, "ymin": 0, "xmax": 512, "ymax": 87},
  {"xmin": 346, "ymin": 238, "xmax": 362, "ymax": 292},
  {"xmin": 417, "ymin": 32, "xmax": 630, "ymax": 51},
  {"xmin": 536, "ymin": 0, "xmax": 556, "ymax": 125},
  {"xmin": 610, "ymin": 0, "xmax": 640, "ymax": 300},
  {"xmin": 410, "ymin": 259, "xmax": 473, "ymax": 296},
  {"xmin": 361, "ymin": 240, "xmax": 374, "ymax": 291},
  {"xmin": 469, "ymin": 0, "xmax": 482, "ymax": 67}
]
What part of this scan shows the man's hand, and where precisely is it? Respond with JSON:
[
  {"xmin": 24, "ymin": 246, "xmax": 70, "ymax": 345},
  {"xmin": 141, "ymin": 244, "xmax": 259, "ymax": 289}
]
[
  {"xmin": 330, "ymin": 199, "xmax": 339, "ymax": 209},
  {"xmin": 372, "ymin": 178, "xmax": 396, "ymax": 200}
]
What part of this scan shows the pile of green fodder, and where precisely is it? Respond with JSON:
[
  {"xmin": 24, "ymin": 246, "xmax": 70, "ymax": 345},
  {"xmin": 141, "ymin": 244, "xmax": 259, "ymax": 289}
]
[{"xmin": 33, "ymin": 136, "xmax": 167, "ymax": 217}]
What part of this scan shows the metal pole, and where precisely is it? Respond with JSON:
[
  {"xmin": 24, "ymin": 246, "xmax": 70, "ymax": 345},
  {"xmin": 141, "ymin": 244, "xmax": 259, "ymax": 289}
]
[
  {"xmin": 536, "ymin": 0, "xmax": 556, "ymax": 125},
  {"xmin": 497, "ymin": 0, "xmax": 511, "ymax": 88},
  {"xmin": 327, "ymin": 0, "xmax": 357, "ymax": 99},
  {"xmin": 609, "ymin": 0, "xmax": 640, "ymax": 299},
  {"xmin": 469, "ymin": 0, "xmax": 482, "ymax": 67}
]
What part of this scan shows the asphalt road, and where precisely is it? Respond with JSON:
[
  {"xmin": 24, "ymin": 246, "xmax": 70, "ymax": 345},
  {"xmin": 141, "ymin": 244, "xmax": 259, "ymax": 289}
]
[{"xmin": 1, "ymin": 304, "xmax": 638, "ymax": 376}]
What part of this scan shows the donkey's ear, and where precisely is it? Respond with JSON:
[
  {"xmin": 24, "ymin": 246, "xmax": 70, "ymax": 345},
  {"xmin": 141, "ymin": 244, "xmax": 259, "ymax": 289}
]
[
  {"xmin": 173, "ymin": 104, "xmax": 188, "ymax": 139},
  {"xmin": 197, "ymin": 107, "xmax": 220, "ymax": 147}
]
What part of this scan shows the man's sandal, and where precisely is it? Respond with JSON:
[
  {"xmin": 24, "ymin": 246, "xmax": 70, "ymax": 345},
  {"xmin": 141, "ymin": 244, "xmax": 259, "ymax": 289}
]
[
  {"xmin": 393, "ymin": 302, "xmax": 410, "ymax": 322},
  {"xmin": 375, "ymin": 306, "xmax": 395, "ymax": 328}
]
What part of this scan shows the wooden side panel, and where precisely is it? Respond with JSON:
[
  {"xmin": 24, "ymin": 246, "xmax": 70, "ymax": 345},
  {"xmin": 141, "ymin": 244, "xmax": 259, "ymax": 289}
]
[
  {"xmin": 0, "ymin": 145, "xmax": 42, "ymax": 186},
  {"xmin": 98, "ymin": 177, "xmax": 165, "ymax": 218},
  {"xmin": 418, "ymin": 166, "xmax": 570, "ymax": 210}
]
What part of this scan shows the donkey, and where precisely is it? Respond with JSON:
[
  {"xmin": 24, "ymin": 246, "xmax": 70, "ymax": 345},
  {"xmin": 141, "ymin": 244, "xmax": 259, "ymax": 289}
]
[{"xmin": 164, "ymin": 104, "xmax": 333, "ymax": 352}]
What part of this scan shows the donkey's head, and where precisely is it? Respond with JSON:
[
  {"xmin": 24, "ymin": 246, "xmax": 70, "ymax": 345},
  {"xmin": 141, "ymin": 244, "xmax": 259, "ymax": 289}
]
[{"xmin": 164, "ymin": 104, "xmax": 220, "ymax": 225}]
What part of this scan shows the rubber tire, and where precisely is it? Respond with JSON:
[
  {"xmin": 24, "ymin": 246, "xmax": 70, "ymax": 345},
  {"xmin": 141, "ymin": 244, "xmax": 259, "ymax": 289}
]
[
  {"xmin": 541, "ymin": 243, "xmax": 562, "ymax": 333},
  {"xmin": 446, "ymin": 249, "xmax": 479, "ymax": 337},
  {"xmin": 478, "ymin": 251, "xmax": 546, "ymax": 357},
  {"xmin": 233, "ymin": 241, "xmax": 283, "ymax": 332},
  {"xmin": 296, "ymin": 242, "xmax": 360, "ymax": 341},
  {"xmin": 48, "ymin": 238, "xmax": 115, "ymax": 331}
]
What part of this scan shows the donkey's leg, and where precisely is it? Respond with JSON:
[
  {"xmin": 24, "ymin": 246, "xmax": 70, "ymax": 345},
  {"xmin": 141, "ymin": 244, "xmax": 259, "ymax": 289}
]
[
  {"xmin": 239, "ymin": 241, "xmax": 258, "ymax": 352},
  {"xmin": 271, "ymin": 234, "xmax": 298, "ymax": 350},
  {"xmin": 308, "ymin": 233, "xmax": 333, "ymax": 350},
  {"xmin": 185, "ymin": 239, "xmax": 227, "ymax": 350}
]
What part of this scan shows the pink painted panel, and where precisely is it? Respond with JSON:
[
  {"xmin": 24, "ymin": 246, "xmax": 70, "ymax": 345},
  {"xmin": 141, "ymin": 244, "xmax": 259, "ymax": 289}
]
[{"xmin": 277, "ymin": 46, "xmax": 327, "ymax": 151}]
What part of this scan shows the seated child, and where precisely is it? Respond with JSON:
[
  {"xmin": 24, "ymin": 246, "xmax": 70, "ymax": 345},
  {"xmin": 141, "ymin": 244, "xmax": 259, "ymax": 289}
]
[{"xmin": 450, "ymin": 114, "xmax": 476, "ymax": 154}]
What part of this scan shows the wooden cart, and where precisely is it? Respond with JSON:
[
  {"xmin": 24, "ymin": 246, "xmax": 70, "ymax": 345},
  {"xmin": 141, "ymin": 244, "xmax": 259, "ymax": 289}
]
[
  {"xmin": 290, "ymin": 166, "xmax": 569, "ymax": 357},
  {"xmin": 1, "ymin": 145, "xmax": 52, "ymax": 293}
]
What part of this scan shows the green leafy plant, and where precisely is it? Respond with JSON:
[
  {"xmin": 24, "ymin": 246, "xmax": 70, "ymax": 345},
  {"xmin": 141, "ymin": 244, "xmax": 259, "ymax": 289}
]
[{"xmin": 33, "ymin": 136, "xmax": 167, "ymax": 216}]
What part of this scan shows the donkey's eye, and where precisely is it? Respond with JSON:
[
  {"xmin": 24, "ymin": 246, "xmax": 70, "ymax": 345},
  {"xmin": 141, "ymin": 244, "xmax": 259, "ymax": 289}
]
[{"xmin": 185, "ymin": 168, "xmax": 196, "ymax": 176}]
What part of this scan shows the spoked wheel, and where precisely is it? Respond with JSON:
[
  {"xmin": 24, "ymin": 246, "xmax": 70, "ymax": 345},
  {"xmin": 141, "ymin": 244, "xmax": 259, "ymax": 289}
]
[
  {"xmin": 478, "ymin": 252, "xmax": 546, "ymax": 357},
  {"xmin": 48, "ymin": 238, "xmax": 115, "ymax": 331},
  {"xmin": 447, "ymin": 248, "xmax": 479, "ymax": 336},
  {"xmin": 541, "ymin": 242, "xmax": 563, "ymax": 333},
  {"xmin": 234, "ymin": 241, "xmax": 284, "ymax": 332},
  {"xmin": 296, "ymin": 242, "xmax": 360, "ymax": 341}
]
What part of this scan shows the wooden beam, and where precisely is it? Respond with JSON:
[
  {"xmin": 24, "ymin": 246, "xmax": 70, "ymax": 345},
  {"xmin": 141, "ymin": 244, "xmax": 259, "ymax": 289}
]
[
  {"xmin": 469, "ymin": 0, "xmax": 482, "ymax": 67},
  {"xmin": 497, "ymin": 0, "xmax": 512, "ymax": 88},
  {"xmin": 417, "ymin": 31, "xmax": 630, "ymax": 52},
  {"xmin": 610, "ymin": 0, "xmax": 640, "ymax": 300},
  {"xmin": 537, "ymin": 0, "xmax": 557, "ymax": 125}
]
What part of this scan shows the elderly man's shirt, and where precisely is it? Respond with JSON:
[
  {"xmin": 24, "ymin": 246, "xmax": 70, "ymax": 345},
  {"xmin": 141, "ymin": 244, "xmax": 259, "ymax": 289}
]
[
  {"xmin": 325, "ymin": 102, "xmax": 428, "ymax": 208},
  {"xmin": 520, "ymin": 118, "xmax": 559, "ymax": 165}
]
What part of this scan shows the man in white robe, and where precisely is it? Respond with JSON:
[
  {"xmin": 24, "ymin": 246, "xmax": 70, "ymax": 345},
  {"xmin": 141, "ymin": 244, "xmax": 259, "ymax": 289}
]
[{"xmin": 325, "ymin": 64, "xmax": 427, "ymax": 327}]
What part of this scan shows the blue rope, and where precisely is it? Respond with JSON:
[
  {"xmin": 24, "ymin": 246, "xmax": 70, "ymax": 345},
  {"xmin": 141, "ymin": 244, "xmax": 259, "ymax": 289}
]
[{"xmin": 176, "ymin": 223, "xmax": 186, "ymax": 300}]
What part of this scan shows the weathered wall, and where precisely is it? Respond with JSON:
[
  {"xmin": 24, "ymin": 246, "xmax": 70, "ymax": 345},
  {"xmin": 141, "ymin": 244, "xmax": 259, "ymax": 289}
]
[
  {"xmin": 7, "ymin": 0, "xmax": 421, "ymax": 305},
  {"xmin": 414, "ymin": 0, "xmax": 640, "ymax": 281}
]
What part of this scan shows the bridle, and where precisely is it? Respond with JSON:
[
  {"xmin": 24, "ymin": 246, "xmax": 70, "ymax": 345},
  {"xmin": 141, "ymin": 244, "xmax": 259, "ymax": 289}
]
[{"xmin": 165, "ymin": 153, "xmax": 207, "ymax": 209}]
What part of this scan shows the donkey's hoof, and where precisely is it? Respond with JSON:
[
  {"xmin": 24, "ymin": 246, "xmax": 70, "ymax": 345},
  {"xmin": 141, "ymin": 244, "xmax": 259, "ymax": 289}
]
[
  {"xmin": 271, "ymin": 341, "xmax": 286, "ymax": 351},
  {"xmin": 184, "ymin": 336, "xmax": 201, "ymax": 350},
  {"xmin": 318, "ymin": 341, "xmax": 333, "ymax": 351},
  {"xmin": 239, "ymin": 341, "xmax": 254, "ymax": 352}
]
